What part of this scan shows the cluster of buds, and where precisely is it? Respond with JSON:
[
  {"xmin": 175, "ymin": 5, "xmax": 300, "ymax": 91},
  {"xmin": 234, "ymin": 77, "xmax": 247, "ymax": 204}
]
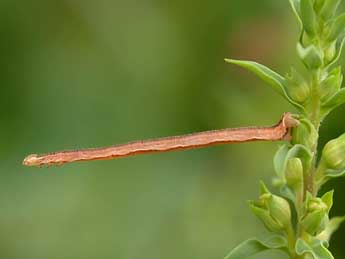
[
  {"xmin": 249, "ymin": 182, "xmax": 292, "ymax": 233},
  {"xmin": 298, "ymin": 0, "xmax": 345, "ymax": 69},
  {"xmin": 300, "ymin": 191, "xmax": 333, "ymax": 236},
  {"xmin": 284, "ymin": 0, "xmax": 345, "ymax": 112}
]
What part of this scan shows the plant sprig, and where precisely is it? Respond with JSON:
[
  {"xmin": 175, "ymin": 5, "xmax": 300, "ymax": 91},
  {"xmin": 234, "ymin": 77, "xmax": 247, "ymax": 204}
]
[{"xmin": 225, "ymin": 1, "xmax": 345, "ymax": 258}]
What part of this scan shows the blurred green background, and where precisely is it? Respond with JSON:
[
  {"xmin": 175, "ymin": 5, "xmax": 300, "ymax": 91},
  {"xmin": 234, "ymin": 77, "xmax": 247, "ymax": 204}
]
[{"xmin": 1, "ymin": 0, "xmax": 345, "ymax": 258}]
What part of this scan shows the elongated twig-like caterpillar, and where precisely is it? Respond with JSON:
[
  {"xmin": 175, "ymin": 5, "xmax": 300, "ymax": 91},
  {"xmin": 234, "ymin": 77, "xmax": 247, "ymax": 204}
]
[{"xmin": 23, "ymin": 113, "xmax": 298, "ymax": 167}]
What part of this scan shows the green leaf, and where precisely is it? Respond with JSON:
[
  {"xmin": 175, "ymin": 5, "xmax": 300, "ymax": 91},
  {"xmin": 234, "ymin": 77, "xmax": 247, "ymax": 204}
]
[
  {"xmin": 318, "ymin": 216, "xmax": 345, "ymax": 241},
  {"xmin": 292, "ymin": 118, "xmax": 318, "ymax": 148},
  {"xmin": 289, "ymin": 0, "xmax": 303, "ymax": 28},
  {"xmin": 225, "ymin": 235, "xmax": 288, "ymax": 259},
  {"xmin": 273, "ymin": 144, "xmax": 312, "ymax": 187},
  {"xmin": 301, "ymin": 210, "xmax": 328, "ymax": 235},
  {"xmin": 314, "ymin": 0, "xmax": 326, "ymax": 12},
  {"xmin": 321, "ymin": 190, "xmax": 334, "ymax": 212},
  {"xmin": 274, "ymin": 145, "xmax": 291, "ymax": 179},
  {"xmin": 279, "ymin": 185, "xmax": 297, "ymax": 203},
  {"xmin": 295, "ymin": 239, "xmax": 334, "ymax": 259},
  {"xmin": 259, "ymin": 181, "xmax": 270, "ymax": 195},
  {"xmin": 321, "ymin": 0, "xmax": 341, "ymax": 21},
  {"xmin": 320, "ymin": 168, "xmax": 345, "ymax": 185},
  {"xmin": 325, "ymin": 168, "xmax": 345, "ymax": 178},
  {"xmin": 320, "ymin": 66, "xmax": 343, "ymax": 103},
  {"xmin": 273, "ymin": 144, "xmax": 312, "ymax": 201},
  {"xmin": 300, "ymin": 0, "xmax": 317, "ymax": 36},
  {"xmin": 224, "ymin": 59, "xmax": 304, "ymax": 110},
  {"xmin": 320, "ymin": 88, "xmax": 345, "ymax": 117},
  {"xmin": 327, "ymin": 13, "xmax": 345, "ymax": 41},
  {"xmin": 285, "ymin": 144, "xmax": 313, "ymax": 174}
]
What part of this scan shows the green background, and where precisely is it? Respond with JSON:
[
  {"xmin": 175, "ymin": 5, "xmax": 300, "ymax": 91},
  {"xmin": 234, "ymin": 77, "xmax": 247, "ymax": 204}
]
[{"xmin": 1, "ymin": 0, "xmax": 344, "ymax": 258}]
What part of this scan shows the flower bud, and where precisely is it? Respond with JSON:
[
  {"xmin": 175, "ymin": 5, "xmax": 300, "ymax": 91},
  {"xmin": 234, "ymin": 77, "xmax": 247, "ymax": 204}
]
[
  {"xmin": 297, "ymin": 43, "xmax": 323, "ymax": 70},
  {"xmin": 285, "ymin": 68, "xmax": 310, "ymax": 104},
  {"xmin": 249, "ymin": 183, "xmax": 292, "ymax": 233},
  {"xmin": 321, "ymin": 133, "xmax": 345, "ymax": 170},
  {"xmin": 285, "ymin": 158, "xmax": 304, "ymax": 188},
  {"xmin": 320, "ymin": 67, "xmax": 343, "ymax": 102},
  {"xmin": 300, "ymin": 191, "xmax": 333, "ymax": 235},
  {"xmin": 323, "ymin": 41, "xmax": 336, "ymax": 64}
]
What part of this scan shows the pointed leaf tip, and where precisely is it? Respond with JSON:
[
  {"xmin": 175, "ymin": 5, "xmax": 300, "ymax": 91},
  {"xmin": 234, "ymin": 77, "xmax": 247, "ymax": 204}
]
[{"xmin": 225, "ymin": 58, "xmax": 304, "ymax": 110}]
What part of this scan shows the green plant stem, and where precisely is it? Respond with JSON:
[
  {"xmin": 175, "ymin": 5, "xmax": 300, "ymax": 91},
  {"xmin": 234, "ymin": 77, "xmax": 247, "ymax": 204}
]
[
  {"xmin": 306, "ymin": 69, "xmax": 322, "ymax": 196},
  {"xmin": 293, "ymin": 69, "xmax": 323, "ymax": 259}
]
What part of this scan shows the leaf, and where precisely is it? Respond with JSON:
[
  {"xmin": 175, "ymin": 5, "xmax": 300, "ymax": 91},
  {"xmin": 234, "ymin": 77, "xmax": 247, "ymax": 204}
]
[
  {"xmin": 325, "ymin": 168, "xmax": 345, "ymax": 178},
  {"xmin": 300, "ymin": 210, "xmax": 328, "ymax": 235},
  {"xmin": 318, "ymin": 216, "xmax": 345, "ymax": 241},
  {"xmin": 259, "ymin": 181, "xmax": 270, "ymax": 195},
  {"xmin": 285, "ymin": 144, "xmax": 313, "ymax": 174},
  {"xmin": 300, "ymin": 0, "xmax": 317, "ymax": 36},
  {"xmin": 295, "ymin": 238, "xmax": 334, "ymax": 259},
  {"xmin": 273, "ymin": 144, "xmax": 312, "ymax": 186},
  {"xmin": 292, "ymin": 118, "xmax": 318, "ymax": 148},
  {"xmin": 272, "ymin": 144, "xmax": 312, "ymax": 200},
  {"xmin": 327, "ymin": 13, "xmax": 345, "ymax": 41},
  {"xmin": 289, "ymin": 0, "xmax": 303, "ymax": 28},
  {"xmin": 225, "ymin": 59, "xmax": 304, "ymax": 110},
  {"xmin": 321, "ymin": 0, "xmax": 341, "ymax": 21},
  {"xmin": 321, "ymin": 190, "xmax": 334, "ymax": 212},
  {"xmin": 314, "ymin": 0, "xmax": 326, "ymax": 12},
  {"xmin": 321, "ymin": 168, "xmax": 345, "ymax": 185},
  {"xmin": 320, "ymin": 88, "xmax": 345, "ymax": 117},
  {"xmin": 279, "ymin": 185, "xmax": 296, "ymax": 203},
  {"xmin": 319, "ymin": 66, "xmax": 343, "ymax": 103},
  {"xmin": 274, "ymin": 145, "xmax": 291, "ymax": 179},
  {"xmin": 224, "ymin": 235, "xmax": 288, "ymax": 259}
]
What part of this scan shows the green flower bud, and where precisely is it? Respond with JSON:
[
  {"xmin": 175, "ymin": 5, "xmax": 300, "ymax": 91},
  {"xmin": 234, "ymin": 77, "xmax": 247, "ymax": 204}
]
[
  {"xmin": 297, "ymin": 43, "xmax": 324, "ymax": 70},
  {"xmin": 285, "ymin": 158, "xmax": 304, "ymax": 188},
  {"xmin": 320, "ymin": 66, "xmax": 343, "ymax": 102},
  {"xmin": 285, "ymin": 68, "xmax": 311, "ymax": 103},
  {"xmin": 327, "ymin": 13, "xmax": 345, "ymax": 42},
  {"xmin": 300, "ymin": 0, "xmax": 317, "ymax": 36},
  {"xmin": 320, "ymin": 0, "xmax": 341, "ymax": 21},
  {"xmin": 285, "ymin": 158, "xmax": 304, "ymax": 207},
  {"xmin": 249, "ymin": 183, "xmax": 292, "ymax": 233},
  {"xmin": 300, "ymin": 192, "xmax": 333, "ymax": 235},
  {"xmin": 249, "ymin": 203, "xmax": 284, "ymax": 232},
  {"xmin": 321, "ymin": 133, "xmax": 345, "ymax": 170},
  {"xmin": 323, "ymin": 41, "xmax": 337, "ymax": 64},
  {"xmin": 266, "ymin": 195, "xmax": 292, "ymax": 227}
]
